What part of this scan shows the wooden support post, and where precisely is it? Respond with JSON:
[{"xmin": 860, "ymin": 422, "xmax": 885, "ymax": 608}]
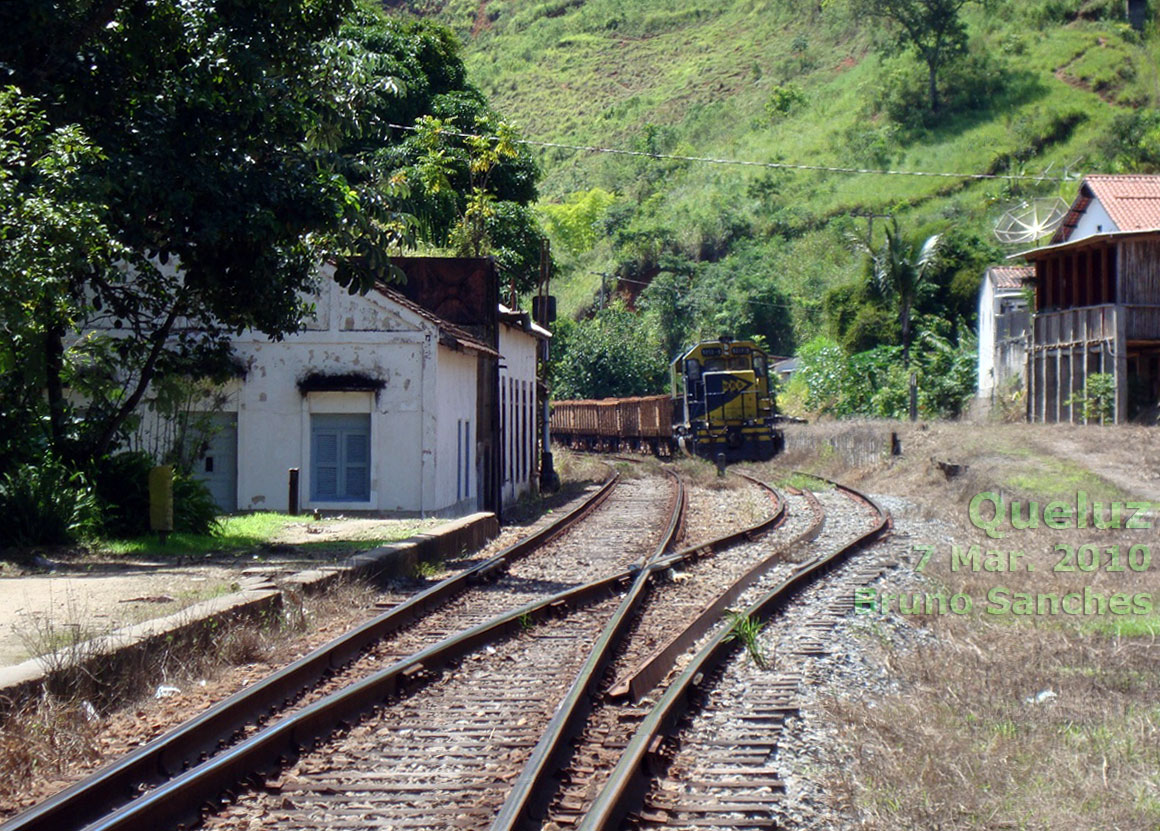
[
  {"xmin": 1100, "ymin": 340, "xmax": 1107, "ymax": 426},
  {"xmin": 1068, "ymin": 343, "xmax": 1075, "ymax": 423},
  {"xmin": 1103, "ymin": 246, "xmax": 1111, "ymax": 304},
  {"xmin": 1053, "ymin": 349, "xmax": 1061, "ymax": 423},
  {"xmin": 1114, "ymin": 306, "xmax": 1128, "ymax": 423},
  {"xmin": 288, "ymin": 468, "xmax": 300, "ymax": 515},
  {"xmin": 1071, "ymin": 252, "xmax": 1080, "ymax": 308},
  {"xmin": 1076, "ymin": 315, "xmax": 1085, "ymax": 424}
]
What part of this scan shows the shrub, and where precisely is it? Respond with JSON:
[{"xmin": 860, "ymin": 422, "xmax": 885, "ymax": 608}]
[
  {"xmin": 765, "ymin": 83, "xmax": 807, "ymax": 121},
  {"xmin": 868, "ymin": 48, "xmax": 1012, "ymax": 132},
  {"xmin": 1099, "ymin": 109, "xmax": 1160, "ymax": 173},
  {"xmin": 1065, "ymin": 372, "xmax": 1115, "ymax": 423},
  {"xmin": 173, "ymin": 473, "xmax": 221, "ymax": 535},
  {"xmin": 0, "ymin": 459, "xmax": 100, "ymax": 553},
  {"xmin": 94, "ymin": 450, "xmax": 220, "ymax": 537},
  {"xmin": 93, "ymin": 451, "xmax": 153, "ymax": 538}
]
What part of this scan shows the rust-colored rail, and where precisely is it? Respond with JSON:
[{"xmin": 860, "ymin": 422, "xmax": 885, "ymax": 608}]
[
  {"xmin": 1, "ymin": 473, "xmax": 620, "ymax": 831},
  {"xmin": 577, "ymin": 476, "xmax": 889, "ymax": 831},
  {"xmin": 490, "ymin": 474, "xmax": 793, "ymax": 831},
  {"xmin": 488, "ymin": 468, "xmax": 686, "ymax": 831},
  {"xmin": 608, "ymin": 483, "xmax": 820, "ymax": 702}
]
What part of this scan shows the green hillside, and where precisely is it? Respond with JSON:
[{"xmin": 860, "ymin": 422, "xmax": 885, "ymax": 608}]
[{"xmin": 389, "ymin": 0, "xmax": 1159, "ymax": 407}]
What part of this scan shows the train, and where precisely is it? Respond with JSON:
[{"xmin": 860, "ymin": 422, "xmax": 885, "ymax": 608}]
[{"xmin": 550, "ymin": 337, "xmax": 783, "ymax": 462}]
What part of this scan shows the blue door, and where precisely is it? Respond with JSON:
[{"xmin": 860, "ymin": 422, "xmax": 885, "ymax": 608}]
[
  {"xmin": 193, "ymin": 412, "xmax": 237, "ymax": 512},
  {"xmin": 311, "ymin": 414, "xmax": 370, "ymax": 502}
]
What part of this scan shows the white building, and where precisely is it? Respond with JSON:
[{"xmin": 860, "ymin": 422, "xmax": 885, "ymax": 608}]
[
  {"xmin": 977, "ymin": 264, "xmax": 1032, "ymax": 403},
  {"xmin": 498, "ymin": 304, "xmax": 550, "ymax": 507},
  {"xmin": 184, "ymin": 265, "xmax": 547, "ymax": 517}
]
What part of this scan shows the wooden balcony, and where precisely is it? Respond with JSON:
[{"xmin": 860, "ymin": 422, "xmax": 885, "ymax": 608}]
[
  {"xmin": 1032, "ymin": 303, "xmax": 1160, "ymax": 347},
  {"xmin": 1032, "ymin": 304, "xmax": 1115, "ymax": 347}
]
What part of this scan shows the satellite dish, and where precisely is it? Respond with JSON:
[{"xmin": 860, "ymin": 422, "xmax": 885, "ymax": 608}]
[{"xmin": 994, "ymin": 197, "xmax": 1069, "ymax": 245}]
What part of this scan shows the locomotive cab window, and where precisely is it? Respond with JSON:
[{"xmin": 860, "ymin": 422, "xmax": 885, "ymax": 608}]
[
  {"xmin": 705, "ymin": 358, "xmax": 727, "ymax": 372},
  {"xmin": 684, "ymin": 358, "xmax": 702, "ymax": 381},
  {"xmin": 753, "ymin": 355, "xmax": 767, "ymax": 382}
]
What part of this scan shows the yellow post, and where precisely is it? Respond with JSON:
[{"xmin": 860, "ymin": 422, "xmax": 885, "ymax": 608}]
[{"xmin": 148, "ymin": 465, "xmax": 174, "ymax": 538}]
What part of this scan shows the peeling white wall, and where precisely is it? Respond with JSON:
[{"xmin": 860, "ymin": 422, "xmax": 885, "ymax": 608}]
[
  {"xmin": 434, "ymin": 348, "xmax": 479, "ymax": 514},
  {"xmin": 499, "ymin": 322, "xmax": 541, "ymax": 506},
  {"xmin": 978, "ymin": 275, "xmax": 997, "ymax": 399},
  {"xmin": 230, "ymin": 277, "xmax": 436, "ymax": 513}
]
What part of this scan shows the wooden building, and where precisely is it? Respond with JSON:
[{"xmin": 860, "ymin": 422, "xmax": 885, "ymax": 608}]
[{"xmin": 1019, "ymin": 175, "xmax": 1160, "ymax": 422}]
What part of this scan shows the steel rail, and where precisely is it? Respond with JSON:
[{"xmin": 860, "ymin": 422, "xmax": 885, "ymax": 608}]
[
  {"xmin": 577, "ymin": 477, "xmax": 889, "ymax": 831},
  {"xmin": 2, "ymin": 472, "xmax": 620, "ymax": 831},
  {"xmin": 491, "ymin": 473, "xmax": 796, "ymax": 831},
  {"xmin": 79, "ymin": 564, "xmax": 643, "ymax": 831},
  {"xmin": 489, "ymin": 468, "xmax": 686, "ymax": 831},
  {"xmin": 607, "ymin": 479, "xmax": 816, "ymax": 703}
]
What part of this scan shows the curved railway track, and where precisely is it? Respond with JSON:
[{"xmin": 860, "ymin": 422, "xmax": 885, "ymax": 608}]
[
  {"xmin": 5, "ymin": 465, "xmax": 892, "ymax": 831},
  {"xmin": 578, "ymin": 478, "xmax": 890, "ymax": 831}
]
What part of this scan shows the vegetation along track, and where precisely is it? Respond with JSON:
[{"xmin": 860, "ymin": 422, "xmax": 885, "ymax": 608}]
[
  {"xmin": 2, "ymin": 468, "xmax": 681, "ymax": 831},
  {"xmin": 578, "ymin": 477, "xmax": 890, "ymax": 831}
]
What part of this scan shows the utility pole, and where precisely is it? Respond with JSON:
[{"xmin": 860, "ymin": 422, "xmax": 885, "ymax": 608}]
[
  {"xmin": 538, "ymin": 240, "xmax": 558, "ymax": 491},
  {"xmin": 589, "ymin": 271, "xmax": 612, "ymax": 310},
  {"xmin": 853, "ymin": 211, "xmax": 893, "ymax": 247}
]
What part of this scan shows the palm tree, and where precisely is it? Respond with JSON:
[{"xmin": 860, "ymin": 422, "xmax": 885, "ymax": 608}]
[{"xmin": 865, "ymin": 219, "xmax": 943, "ymax": 367}]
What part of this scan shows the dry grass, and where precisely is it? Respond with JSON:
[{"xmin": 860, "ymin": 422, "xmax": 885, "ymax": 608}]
[
  {"xmin": 773, "ymin": 421, "xmax": 1160, "ymax": 829},
  {"xmin": 0, "ymin": 693, "xmax": 102, "ymax": 804},
  {"xmin": 669, "ymin": 454, "xmax": 753, "ymax": 490},
  {"xmin": 550, "ymin": 446, "xmax": 613, "ymax": 484},
  {"xmin": 829, "ymin": 612, "xmax": 1160, "ymax": 830},
  {"xmin": 0, "ymin": 578, "xmax": 380, "ymax": 814}
]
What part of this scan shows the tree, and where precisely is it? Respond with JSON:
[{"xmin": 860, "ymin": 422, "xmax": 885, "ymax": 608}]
[
  {"xmin": 0, "ymin": 87, "xmax": 122, "ymax": 468},
  {"xmin": 537, "ymin": 188, "xmax": 618, "ymax": 257},
  {"xmin": 854, "ymin": 0, "xmax": 975, "ymax": 111},
  {"xmin": 860, "ymin": 219, "xmax": 943, "ymax": 366},
  {"xmin": 0, "ymin": 0, "xmax": 389, "ymax": 466},
  {"xmin": 551, "ymin": 303, "xmax": 667, "ymax": 400},
  {"xmin": 401, "ymin": 114, "xmax": 547, "ymax": 293},
  {"xmin": 0, "ymin": 1, "xmax": 520, "ymax": 469}
]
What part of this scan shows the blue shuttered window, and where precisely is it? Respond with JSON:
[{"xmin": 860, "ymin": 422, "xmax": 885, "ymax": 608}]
[{"xmin": 311, "ymin": 414, "xmax": 370, "ymax": 502}]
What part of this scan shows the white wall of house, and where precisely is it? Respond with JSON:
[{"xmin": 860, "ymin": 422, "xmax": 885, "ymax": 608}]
[
  {"xmin": 1072, "ymin": 198, "xmax": 1117, "ymax": 240},
  {"xmin": 978, "ymin": 270, "xmax": 1030, "ymax": 404},
  {"xmin": 977, "ymin": 276, "xmax": 997, "ymax": 399},
  {"xmin": 499, "ymin": 319, "xmax": 542, "ymax": 507},
  {"xmin": 226, "ymin": 278, "xmax": 439, "ymax": 513},
  {"xmin": 434, "ymin": 348, "xmax": 479, "ymax": 514},
  {"xmin": 108, "ymin": 264, "xmax": 551, "ymax": 519}
]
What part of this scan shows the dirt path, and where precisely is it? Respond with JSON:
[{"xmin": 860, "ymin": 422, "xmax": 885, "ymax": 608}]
[{"xmin": 0, "ymin": 516, "xmax": 439, "ymax": 668}]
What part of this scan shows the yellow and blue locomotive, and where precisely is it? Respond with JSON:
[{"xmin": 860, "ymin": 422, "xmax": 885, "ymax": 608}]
[
  {"xmin": 671, "ymin": 337, "xmax": 781, "ymax": 462},
  {"xmin": 549, "ymin": 336, "xmax": 782, "ymax": 463}
]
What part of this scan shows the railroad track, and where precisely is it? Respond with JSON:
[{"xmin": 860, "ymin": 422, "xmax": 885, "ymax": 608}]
[
  {"xmin": 578, "ymin": 478, "xmax": 890, "ymax": 831},
  {"xmin": 6, "ymin": 467, "xmax": 890, "ymax": 831},
  {"xmin": 2, "ymin": 468, "xmax": 680, "ymax": 831}
]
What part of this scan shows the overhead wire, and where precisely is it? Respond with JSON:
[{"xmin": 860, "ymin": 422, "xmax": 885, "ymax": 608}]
[{"xmin": 386, "ymin": 122, "xmax": 1077, "ymax": 183}]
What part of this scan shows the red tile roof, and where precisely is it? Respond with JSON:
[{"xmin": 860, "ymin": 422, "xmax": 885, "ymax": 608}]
[
  {"xmin": 989, "ymin": 265, "xmax": 1033, "ymax": 289},
  {"xmin": 1057, "ymin": 175, "xmax": 1160, "ymax": 241}
]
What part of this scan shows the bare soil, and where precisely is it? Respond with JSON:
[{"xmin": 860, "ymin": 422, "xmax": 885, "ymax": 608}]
[{"xmin": 0, "ymin": 517, "xmax": 437, "ymax": 668}]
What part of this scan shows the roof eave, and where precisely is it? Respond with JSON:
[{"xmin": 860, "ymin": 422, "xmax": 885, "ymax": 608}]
[{"xmin": 1008, "ymin": 228, "xmax": 1160, "ymax": 260}]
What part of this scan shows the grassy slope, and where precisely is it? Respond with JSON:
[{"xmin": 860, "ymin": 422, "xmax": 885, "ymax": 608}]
[{"xmin": 395, "ymin": 0, "xmax": 1159, "ymax": 340}]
